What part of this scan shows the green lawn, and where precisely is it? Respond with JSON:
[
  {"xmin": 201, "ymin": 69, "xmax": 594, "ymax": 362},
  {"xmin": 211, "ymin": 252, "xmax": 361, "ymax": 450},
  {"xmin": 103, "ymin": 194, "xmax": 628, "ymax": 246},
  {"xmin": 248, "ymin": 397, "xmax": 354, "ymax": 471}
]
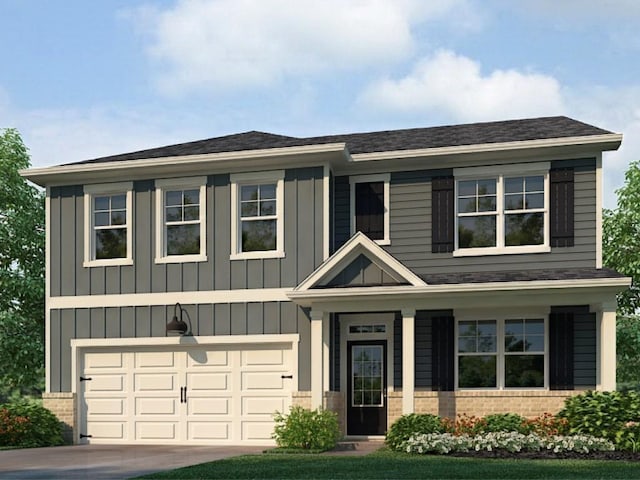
[{"xmin": 136, "ymin": 449, "xmax": 640, "ymax": 479}]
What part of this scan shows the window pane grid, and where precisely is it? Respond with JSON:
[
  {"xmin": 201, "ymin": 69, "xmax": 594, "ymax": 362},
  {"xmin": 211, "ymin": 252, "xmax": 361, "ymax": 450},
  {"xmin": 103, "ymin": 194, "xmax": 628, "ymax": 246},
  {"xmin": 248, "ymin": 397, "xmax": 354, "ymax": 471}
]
[
  {"xmin": 351, "ymin": 346, "xmax": 384, "ymax": 407},
  {"xmin": 457, "ymin": 173, "xmax": 546, "ymax": 250},
  {"xmin": 92, "ymin": 193, "xmax": 128, "ymax": 260},
  {"xmin": 163, "ymin": 188, "xmax": 202, "ymax": 256},
  {"xmin": 239, "ymin": 183, "xmax": 278, "ymax": 253},
  {"xmin": 458, "ymin": 318, "xmax": 546, "ymax": 389}
]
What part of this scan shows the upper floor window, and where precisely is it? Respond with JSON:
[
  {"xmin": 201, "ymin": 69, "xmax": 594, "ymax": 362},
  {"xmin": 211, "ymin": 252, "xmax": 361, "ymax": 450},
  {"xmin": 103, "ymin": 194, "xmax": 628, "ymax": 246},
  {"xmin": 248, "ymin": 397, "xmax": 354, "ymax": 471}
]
[
  {"xmin": 456, "ymin": 315, "xmax": 547, "ymax": 390},
  {"xmin": 83, "ymin": 182, "xmax": 133, "ymax": 267},
  {"xmin": 350, "ymin": 174, "xmax": 390, "ymax": 245},
  {"xmin": 454, "ymin": 163, "xmax": 549, "ymax": 256},
  {"xmin": 230, "ymin": 170, "xmax": 284, "ymax": 260},
  {"xmin": 155, "ymin": 177, "xmax": 207, "ymax": 263}
]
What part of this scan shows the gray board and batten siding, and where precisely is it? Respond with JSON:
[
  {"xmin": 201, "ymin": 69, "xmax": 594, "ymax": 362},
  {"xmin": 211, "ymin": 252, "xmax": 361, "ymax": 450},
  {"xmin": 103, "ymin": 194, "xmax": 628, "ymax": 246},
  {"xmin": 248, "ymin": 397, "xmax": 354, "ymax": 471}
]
[
  {"xmin": 48, "ymin": 166, "xmax": 325, "ymax": 393},
  {"xmin": 49, "ymin": 167, "xmax": 325, "ymax": 297},
  {"xmin": 333, "ymin": 158, "xmax": 597, "ymax": 274}
]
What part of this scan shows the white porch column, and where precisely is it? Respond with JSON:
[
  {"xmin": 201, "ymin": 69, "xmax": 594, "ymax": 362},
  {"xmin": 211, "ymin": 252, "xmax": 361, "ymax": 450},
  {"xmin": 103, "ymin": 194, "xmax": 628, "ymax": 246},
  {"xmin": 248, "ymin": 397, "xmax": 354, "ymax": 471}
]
[
  {"xmin": 322, "ymin": 312, "xmax": 330, "ymax": 393},
  {"xmin": 310, "ymin": 309, "xmax": 325, "ymax": 408},
  {"xmin": 595, "ymin": 301, "xmax": 617, "ymax": 391},
  {"xmin": 402, "ymin": 308, "xmax": 416, "ymax": 414}
]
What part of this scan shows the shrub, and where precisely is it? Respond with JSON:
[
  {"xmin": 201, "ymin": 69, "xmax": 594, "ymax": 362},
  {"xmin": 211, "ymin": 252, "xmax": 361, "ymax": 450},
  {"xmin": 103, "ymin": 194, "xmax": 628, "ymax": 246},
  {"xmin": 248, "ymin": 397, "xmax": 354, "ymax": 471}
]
[
  {"xmin": 385, "ymin": 414, "xmax": 445, "ymax": 451},
  {"xmin": 0, "ymin": 402, "xmax": 63, "ymax": 447},
  {"xmin": 558, "ymin": 390, "xmax": 640, "ymax": 441},
  {"xmin": 615, "ymin": 421, "xmax": 640, "ymax": 452},
  {"xmin": 480, "ymin": 413, "xmax": 529, "ymax": 434},
  {"xmin": 272, "ymin": 406, "xmax": 341, "ymax": 451}
]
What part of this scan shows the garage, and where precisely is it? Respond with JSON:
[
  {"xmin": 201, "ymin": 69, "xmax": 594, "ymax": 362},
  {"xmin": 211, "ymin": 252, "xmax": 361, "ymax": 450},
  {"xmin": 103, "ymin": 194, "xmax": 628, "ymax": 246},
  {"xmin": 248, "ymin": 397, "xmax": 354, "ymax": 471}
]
[{"xmin": 73, "ymin": 336, "xmax": 297, "ymax": 445}]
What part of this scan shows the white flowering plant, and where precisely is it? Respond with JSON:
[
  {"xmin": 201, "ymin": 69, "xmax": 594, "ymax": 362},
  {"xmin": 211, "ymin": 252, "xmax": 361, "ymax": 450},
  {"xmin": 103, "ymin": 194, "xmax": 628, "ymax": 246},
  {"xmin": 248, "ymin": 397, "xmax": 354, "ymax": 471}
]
[{"xmin": 403, "ymin": 431, "xmax": 614, "ymax": 455}]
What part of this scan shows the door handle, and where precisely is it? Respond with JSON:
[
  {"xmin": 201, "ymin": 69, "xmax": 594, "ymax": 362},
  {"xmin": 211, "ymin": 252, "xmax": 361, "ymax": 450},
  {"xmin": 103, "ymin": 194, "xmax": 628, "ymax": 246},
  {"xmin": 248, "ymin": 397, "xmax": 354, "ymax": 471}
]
[
  {"xmin": 183, "ymin": 386, "xmax": 187, "ymax": 403},
  {"xmin": 180, "ymin": 386, "xmax": 186, "ymax": 403}
]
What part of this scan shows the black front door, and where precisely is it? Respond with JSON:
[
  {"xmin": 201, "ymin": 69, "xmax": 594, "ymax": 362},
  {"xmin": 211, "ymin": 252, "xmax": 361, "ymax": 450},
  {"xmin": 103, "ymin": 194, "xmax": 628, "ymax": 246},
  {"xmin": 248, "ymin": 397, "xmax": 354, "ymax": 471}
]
[{"xmin": 347, "ymin": 340, "xmax": 387, "ymax": 435}]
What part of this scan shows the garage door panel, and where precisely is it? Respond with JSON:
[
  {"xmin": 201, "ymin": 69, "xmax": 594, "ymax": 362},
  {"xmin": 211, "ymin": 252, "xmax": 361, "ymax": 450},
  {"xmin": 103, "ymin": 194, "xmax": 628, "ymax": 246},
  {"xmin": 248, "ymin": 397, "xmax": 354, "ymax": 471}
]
[
  {"xmin": 186, "ymin": 350, "xmax": 229, "ymax": 367},
  {"xmin": 242, "ymin": 421, "xmax": 275, "ymax": 441},
  {"xmin": 85, "ymin": 374, "xmax": 125, "ymax": 392},
  {"xmin": 135, "ymin": 351, "xmax": 176, "ymax": 368},
  {"xmin": 242, "ymin": 372, "xmax": 286, "ymax": 390},
  {"xmin": 188, "ymin": 422, "xmax": 231, "ymax": 440},
  {"xmin": 85, "ymin": 352, "xmax": 123, "ymax": 369},
  {"xmin": 87, "ymin": 422, "xmax": 125, "ymax": 440},
  {"xmin": 135, "ymin": 373, "xmax": 176, "ymax": 392},
  {"xmin": 188, "ymin": 397, "xmax": 230, "ymax": 415},
  {"xmin": 187, "ymin": 372, "xmax": 228, "ymax": 391},
  {"xmin": 136, "ymin": 422, "xmax": 177, "ymax": 440},
  {"xmin": 136, "ymin": 397, "xmax": 178, "ymax": 415},
  {"xmin": 86, "ymin": 398, "xmax": 125, "ymax": 416},
  {"xmin": 243, "ymin": 396, "xmax": 286, "ymax": 416},
  {"xmin": 243, "ymin": 348, "xmax": 284, "ymax": 366}
]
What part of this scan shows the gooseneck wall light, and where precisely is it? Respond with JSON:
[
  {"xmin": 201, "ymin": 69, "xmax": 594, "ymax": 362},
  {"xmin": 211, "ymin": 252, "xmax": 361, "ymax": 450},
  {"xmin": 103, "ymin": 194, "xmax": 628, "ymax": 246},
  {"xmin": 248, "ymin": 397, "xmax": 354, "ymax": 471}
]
[{"xmin": 166, "ymin": 302, "xmax": 192, "ymax": 335}]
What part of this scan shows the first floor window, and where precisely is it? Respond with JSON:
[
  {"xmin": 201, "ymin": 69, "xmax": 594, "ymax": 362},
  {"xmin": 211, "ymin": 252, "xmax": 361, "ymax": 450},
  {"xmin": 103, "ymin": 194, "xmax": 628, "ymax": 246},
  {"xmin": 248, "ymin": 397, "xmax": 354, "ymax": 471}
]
[
  {"xmin": 457, "ymin": 317, "xmax": 546, "ymax": 389},
  {"xmin": 230, "ymin": 170, "xmax": 284, "ymax": 259},
  {"xmin": 155, "ymin": 177, "xmax": 207, "ymax": 263},
  {"xmin": 84, "ymin": 182, "xmax": 133, "ymax": 266}
]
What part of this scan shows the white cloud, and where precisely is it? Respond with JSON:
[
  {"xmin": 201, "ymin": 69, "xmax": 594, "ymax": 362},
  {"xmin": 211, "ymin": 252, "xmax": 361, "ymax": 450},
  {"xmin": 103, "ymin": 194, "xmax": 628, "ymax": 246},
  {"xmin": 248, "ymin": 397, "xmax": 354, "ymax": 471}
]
[
  {"xmin": 127, "ymin": 0, "xmax": 479, "ymax": 94},
  {"xmin": 358, "ymin": 50, "xmax": 565, "ymax": 122}
]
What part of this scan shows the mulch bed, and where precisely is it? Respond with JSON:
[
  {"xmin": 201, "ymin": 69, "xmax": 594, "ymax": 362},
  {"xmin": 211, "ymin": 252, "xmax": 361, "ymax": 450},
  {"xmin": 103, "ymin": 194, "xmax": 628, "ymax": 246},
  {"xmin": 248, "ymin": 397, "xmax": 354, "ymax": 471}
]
[{"xmin": 447, "ymin": 449, "xmax": 640, "ymax": 461}]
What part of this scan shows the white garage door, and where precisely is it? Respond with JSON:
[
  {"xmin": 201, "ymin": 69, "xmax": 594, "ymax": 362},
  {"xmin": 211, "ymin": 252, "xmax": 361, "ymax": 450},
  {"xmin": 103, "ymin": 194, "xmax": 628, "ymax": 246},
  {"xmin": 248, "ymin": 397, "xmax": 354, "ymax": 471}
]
[{"xmin": 79, "ymin": 343, "xmax": 293, "ymax": 445}]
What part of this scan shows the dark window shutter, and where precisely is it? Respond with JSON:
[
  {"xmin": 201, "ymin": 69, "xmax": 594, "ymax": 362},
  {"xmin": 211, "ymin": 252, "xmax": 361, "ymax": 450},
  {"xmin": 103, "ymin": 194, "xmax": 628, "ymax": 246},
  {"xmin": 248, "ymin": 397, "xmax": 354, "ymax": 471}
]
[
  {"xmin": 432, "ymin": 177, "xmax": 455, "ymax": 253},
  {"xmin": 550, "ymin": 169, "xmax": 574, "ymax": 247},
  {"xmin": 432, "ymin": 315, "xmax": 455, "ymax": 391},
  {"xmin": 549, "ymin": 311, "xmax": 575, "ymax": 390},
  {"xmin": 355, "ymin": 182, "xmax": 384, "ymax": 240}
]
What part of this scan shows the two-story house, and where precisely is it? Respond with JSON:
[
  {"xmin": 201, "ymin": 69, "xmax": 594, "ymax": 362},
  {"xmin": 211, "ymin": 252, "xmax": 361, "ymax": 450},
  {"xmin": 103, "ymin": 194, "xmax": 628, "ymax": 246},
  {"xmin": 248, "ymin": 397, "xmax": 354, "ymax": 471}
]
[{"xmin": 22, "ymin": 116, "xmax": 630, "ymax": 445}]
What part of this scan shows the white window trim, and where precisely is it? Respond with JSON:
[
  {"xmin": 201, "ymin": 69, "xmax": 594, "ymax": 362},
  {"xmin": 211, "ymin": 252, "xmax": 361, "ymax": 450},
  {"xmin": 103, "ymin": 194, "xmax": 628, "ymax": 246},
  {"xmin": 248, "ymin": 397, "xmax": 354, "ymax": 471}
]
[
  {"xmin": 155, "ymin": 176, "xmax": 207, "ymax": 264},
  {"xmin": 454, "ymin": 308, "xmax": 549, "ymax": 391},
  {"xmin": 453, "ymin": 162, "xmax": 550, "ymax": 257},
  {"xmin": 83, "ymin": 182, "xmax": 133, "ymax": 267},
  {"xmin": 349, "ymin": 173, "xmax": 390, "ymax": 246},
  {"xmin": 230, "ymin": 170, "xmax": 285, "ymax": 260}
]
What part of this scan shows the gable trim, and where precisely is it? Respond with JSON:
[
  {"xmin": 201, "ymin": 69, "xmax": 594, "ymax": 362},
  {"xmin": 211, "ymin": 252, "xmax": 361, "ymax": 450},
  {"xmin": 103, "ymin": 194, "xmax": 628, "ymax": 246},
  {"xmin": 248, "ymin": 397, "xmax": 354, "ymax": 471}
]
[{"xmin": 294, "ymin": 232, "xmax": 426, "ymax": 292}]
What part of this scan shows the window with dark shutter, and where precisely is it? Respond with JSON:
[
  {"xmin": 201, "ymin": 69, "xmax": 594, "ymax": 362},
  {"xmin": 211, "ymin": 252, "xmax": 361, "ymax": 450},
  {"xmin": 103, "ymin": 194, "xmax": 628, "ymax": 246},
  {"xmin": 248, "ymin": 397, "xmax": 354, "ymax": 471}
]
[
  {"xmin": 431, "ymin": 177, "xmax": 454, "ymax": 253},
  {"xmin": 550, "ymin": 168, "xmax": 574, "ymax": 247},
  {"xmin": 549, "ymin": 310, "xmax": 575, "ymax": 390},
  {"xmin": 432, "ymin": 315, "xmax": 455, "ymax": 391},
  {"xmin": 355, "ymin": 182, "xmax": 385, "ymax": 240}
]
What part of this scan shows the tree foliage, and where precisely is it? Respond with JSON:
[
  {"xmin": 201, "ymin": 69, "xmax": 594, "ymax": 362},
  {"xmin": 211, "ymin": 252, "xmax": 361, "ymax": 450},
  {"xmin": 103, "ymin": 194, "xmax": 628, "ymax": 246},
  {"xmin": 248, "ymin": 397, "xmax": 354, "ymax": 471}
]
[
  {"xmin": 603, "ymin": 160, "xmax": 640, "ymax": 386},
  {"xmin": 0, "ymin": 129, "xmax": 45, "ymax": 399}
]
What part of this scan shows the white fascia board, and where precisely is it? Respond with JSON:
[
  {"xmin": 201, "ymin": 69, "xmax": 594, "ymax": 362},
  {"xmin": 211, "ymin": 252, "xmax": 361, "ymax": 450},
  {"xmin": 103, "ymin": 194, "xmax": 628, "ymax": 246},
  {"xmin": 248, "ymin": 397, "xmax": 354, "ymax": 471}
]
[
  {"xmin": 71, "ymin": 333, "xmax": 300, "ymax": 349},
  {"xmin": 294, "ymin": 232, "xmax": 426, "ymax": 291},
  {"xmin": 349, "ymin": 134, "xmax": 623, "ymax": 162},
  {"xmin": 19, "ymin": 143, "xmax": 347, "ymax": 187},
  {"xmin": 288, "ymin": 276, "xmax": 631, "ymax": 303}
]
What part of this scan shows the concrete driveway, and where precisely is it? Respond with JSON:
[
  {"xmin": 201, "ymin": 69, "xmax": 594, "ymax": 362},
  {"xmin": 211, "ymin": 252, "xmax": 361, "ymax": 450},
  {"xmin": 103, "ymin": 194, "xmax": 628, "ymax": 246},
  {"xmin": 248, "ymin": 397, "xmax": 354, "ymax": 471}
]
[{"xmin": 0, "ymin": 444, "xmax": 264, "ymax": 479}]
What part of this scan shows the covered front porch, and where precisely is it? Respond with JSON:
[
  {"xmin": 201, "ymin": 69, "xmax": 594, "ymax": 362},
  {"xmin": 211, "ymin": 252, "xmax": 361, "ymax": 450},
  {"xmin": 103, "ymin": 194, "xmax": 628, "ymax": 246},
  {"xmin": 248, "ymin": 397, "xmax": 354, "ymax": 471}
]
[{"xmin": 287, "ymin": 234, "xmax": 628, "ymax": 436}]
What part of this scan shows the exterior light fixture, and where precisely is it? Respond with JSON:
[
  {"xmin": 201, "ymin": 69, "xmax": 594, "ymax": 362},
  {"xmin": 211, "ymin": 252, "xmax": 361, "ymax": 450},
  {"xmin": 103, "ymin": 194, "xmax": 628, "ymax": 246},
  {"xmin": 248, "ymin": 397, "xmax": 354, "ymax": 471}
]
[{"xmin": 166, "ymin": 302, "xmax": 190, "ymax": 335}]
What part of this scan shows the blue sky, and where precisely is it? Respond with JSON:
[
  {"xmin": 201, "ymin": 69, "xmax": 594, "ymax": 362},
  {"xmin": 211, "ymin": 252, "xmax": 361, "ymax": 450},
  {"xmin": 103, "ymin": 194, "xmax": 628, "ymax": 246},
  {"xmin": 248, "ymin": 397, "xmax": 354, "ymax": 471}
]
[{"xmin": 2, "ymin": 0, "xmax": 640, "ymax": 208}]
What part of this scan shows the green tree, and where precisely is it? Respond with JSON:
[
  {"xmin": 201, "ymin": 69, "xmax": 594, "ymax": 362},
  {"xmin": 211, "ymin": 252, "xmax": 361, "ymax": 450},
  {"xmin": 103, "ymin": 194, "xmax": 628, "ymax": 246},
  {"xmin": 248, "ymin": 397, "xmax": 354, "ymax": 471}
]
[
  {"xmin": 603, "ymin": 160, "xmax": 640, "ymax": 386},
  {"xmin": 0, "ymin": 129, "xmax": 45, "ymax": 400}
]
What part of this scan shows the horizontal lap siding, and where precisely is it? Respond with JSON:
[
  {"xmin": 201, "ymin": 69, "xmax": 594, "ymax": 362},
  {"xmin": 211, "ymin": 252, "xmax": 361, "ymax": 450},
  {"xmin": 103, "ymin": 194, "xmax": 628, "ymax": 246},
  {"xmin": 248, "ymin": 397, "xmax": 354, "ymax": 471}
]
[
  {"xmin": 49, "ymin": 302, "xmax": 312, "ymax": 393},
  {"xmin": 49, "ymin": 167, "xmax": 325, "ymax": 296},
  {"xmin": 386, "ymin": 160, "xmax": 597, "ymax": 275}
]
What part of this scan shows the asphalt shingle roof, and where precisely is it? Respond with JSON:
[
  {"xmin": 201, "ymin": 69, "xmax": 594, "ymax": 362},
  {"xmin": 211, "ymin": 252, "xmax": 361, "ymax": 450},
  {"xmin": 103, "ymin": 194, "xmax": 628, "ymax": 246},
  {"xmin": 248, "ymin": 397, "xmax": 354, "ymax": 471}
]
[
  {"xmin": 420, "ymin": 268, "xmax": 626, "ymax": 285},
  {"xmin": 73, "ymin": 116, "xmax": 613, "ymax": 165}
]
